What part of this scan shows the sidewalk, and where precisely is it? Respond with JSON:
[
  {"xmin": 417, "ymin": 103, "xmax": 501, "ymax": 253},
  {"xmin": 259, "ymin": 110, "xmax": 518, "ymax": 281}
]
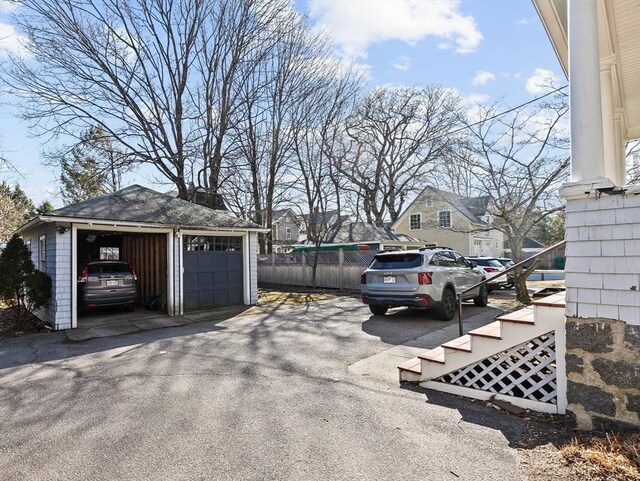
[{"xmin": 349, "ymin": 307, "xmax": 501, "ymax": 383}]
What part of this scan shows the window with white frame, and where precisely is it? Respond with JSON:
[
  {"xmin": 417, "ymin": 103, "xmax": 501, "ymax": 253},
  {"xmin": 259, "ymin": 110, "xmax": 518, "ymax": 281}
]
[
  {"xmin": 425, "ymin": 195, "xmax": 433, "ymax": 207},
  {"xmin": 438, "ymin": 211, "xmax": 451, "ymax": 228},
  {"xmin": 409, "ymin": 213, "xmax": 421, "ymax": 230},
  {"xmin": 38, "ymin": 235, "xmax": 46, "ymax": 271},
  {"xmin": 285, "ymin": 227, "xmax": 292, "ymax": 240},
  {"xmin": 100, "ymin": 247, "xmax": 120, "ymax": 260}
]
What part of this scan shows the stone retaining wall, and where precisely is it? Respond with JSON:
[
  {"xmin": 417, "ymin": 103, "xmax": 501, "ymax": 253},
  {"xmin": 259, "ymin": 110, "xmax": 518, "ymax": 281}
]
[{"xmin": 566, "ymin": 317, "xmax": 640, "ymax": 431}]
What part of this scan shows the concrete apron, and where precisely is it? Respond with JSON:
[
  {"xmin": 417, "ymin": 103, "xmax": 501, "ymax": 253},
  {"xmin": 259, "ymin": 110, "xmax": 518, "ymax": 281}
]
[
  {"xmin": 67, "ymin": 305, "xmax": 260, "ymax": 342},
  {"xmin": 349, "ymin": 308, "xmax": 501, "ymax": 383}
]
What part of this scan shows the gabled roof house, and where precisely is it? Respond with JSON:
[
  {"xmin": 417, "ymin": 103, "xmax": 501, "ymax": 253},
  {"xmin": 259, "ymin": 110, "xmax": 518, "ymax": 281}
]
[{"xmin": 392, "ymin": 186, "xmax": 504, "ymax": 257}]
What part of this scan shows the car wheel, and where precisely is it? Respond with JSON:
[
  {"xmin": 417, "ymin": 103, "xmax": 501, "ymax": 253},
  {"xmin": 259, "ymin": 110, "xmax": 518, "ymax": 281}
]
[
  {"xmin": 369, "ymin": 305, "xmax": 388, "ymax": 316},
  {"xmin": 435, "ymin": 288, "xmax": 456, "ymax": 321},
  {"xmin": 474, "ymin": 284, "xmax": 489, "ymax": 307}
]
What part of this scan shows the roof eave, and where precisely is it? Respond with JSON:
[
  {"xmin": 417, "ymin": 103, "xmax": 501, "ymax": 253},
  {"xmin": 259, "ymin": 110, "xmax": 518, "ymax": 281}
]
[
  {"xmin": 533, "ymin": 0, "xmax": 569, "ymax": 77},
  {"xmin": 18, "ymin": 215, "xmax": 269, "ymax": 234}
]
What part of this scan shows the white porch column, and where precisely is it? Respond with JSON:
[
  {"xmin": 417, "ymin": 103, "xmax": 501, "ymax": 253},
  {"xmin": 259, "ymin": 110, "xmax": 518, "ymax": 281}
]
[
  {"xmin": 568, "ymin": 0, "xmax": 605, "ymax": 182},
  {"xmin": 600, "ymin": 62, "xmax": 626, "ymax": 186}
]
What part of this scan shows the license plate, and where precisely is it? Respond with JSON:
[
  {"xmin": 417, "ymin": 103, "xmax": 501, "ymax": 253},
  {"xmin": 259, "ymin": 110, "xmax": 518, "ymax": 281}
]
[
  {"xmin": 106, "ymin": 280, "xmax": 119, "ymax": 287},
  {"xmin": 383, "ymin": 276, "xmax": 396, "ymax": 284}
]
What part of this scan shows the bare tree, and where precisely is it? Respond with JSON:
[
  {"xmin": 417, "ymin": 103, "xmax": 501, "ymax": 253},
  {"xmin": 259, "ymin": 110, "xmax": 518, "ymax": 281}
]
[
  {"xmin": 289, "ymin": 60, "xmax": 360, "ymax": 286},
  {"xmin": 46, "ymin": 126, "xmax": 130, "ymax": 203},
  {"xmin": 0, "ymin": 192, "xmax": 23, "ymax": 243},
  {"xmin": 338, "ymin": 86, "xmax": 465, "ymax": 226},
  {"xmin": 627, "ymin": 139, "xmax": 640, "ymax": 184},
  {"xmin": 2, "ymin": 0, "xmax": 294, "ymax": 202},
  {"xmin": 460, "ymin": 91, "xmax": 569, "ymax": 304},
  {"xmin": 0, "ymin": 183, "xmax": 36, "ymax": 242},
  {"xmin": 222, "ymin": 17, "xmax": 322, "ymax": 252},
  {"xmin": 193, "ymin": 0, "xmax": 293, "ymax": 206}
]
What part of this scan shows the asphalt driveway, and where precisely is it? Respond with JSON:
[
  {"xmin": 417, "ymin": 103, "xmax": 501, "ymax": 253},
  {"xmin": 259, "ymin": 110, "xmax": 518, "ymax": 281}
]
[{"xmin": 0, "ymin": 298, "xmax": 529, "ymax": 481}]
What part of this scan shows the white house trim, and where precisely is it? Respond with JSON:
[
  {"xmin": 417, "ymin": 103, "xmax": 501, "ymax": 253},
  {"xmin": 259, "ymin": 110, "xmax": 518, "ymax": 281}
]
[
  {"xmin": 71, "ymin": 223, "xmax": 78, "ymax": 328},
  {"xmin": 71, "ymin": 223, "xmax": 174, "ymax": 329}
]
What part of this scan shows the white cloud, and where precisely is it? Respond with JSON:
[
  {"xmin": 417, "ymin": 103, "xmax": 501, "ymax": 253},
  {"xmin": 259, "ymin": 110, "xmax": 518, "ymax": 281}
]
[
  {"xmin": 0, "ymin": 22, "xmax": 29, "ymax": 58},
  {"xmin": 463, "ymin": 93, "xmax": 489, "ymax": 105},
  {"xmin": 516, "ymin": 18, "xmax": 529, "ymax": 25},
  {"xmin": 525, "ymin": 68, "xmax": 559, "ymax": 95},
  {"xmin": 472, "ymin": 70, "xmax": 495, "ymax": 86},
  {"xmin": 393, "ymin": 55, "xmax": 411, "ymax": 71},
  {"xmin": 0, "ymin": 0, "xmax": 17, "ymax": 13},
  {"xmin": 437, "ymin": 42, "xmax": 450, "ymax": 50},
  {"xmin": 308, "ymin": 0, "xmax": 483, "ymax": 59}
]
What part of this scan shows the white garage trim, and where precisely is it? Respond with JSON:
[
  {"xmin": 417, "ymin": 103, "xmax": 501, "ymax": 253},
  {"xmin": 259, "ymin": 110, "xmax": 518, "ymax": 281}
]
[{"xmin": 71, "ymin": 223, "xmax": 174, "ymax": 329}]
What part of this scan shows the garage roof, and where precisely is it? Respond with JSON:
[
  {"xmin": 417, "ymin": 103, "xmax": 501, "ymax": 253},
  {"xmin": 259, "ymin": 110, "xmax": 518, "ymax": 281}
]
[{"xmin": 21, "ymin": 185, "xmax": 266, "ymax": 232}]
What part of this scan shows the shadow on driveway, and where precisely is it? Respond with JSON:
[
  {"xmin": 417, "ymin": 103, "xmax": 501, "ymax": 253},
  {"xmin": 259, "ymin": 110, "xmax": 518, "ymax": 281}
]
[{"xmin": 361, "ymin": 304, "xmax": 502, "ymax": 345}]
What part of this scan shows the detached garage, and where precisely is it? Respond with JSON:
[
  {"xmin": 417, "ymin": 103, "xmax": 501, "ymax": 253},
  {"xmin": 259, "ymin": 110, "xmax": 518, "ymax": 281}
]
[{"xmin": 16, "ymin": 185, "xmax": 266, "ymax": 330}]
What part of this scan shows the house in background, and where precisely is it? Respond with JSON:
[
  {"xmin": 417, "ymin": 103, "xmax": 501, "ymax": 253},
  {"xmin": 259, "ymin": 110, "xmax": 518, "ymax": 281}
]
[
  {"xmin": 393, "ymin": 186, "xmax": 504, "ymax": 257},
  {"xmin": 271, "ymin": 208, "xmax": 303, "ymax": 253},
  {"xmin": 16, "ymin": 185, "xmax": 266, "ymax": 330},
  {"xmin": 300, "ymin": 209, "xmax": 350, "ymax": 244},
  {"xmin": 533, "ymin": 0, "xmax": 640, "ymax": 431},
  {"xmin": 308, "ymin": 221, "xmax": 425, "ymax": 251}
]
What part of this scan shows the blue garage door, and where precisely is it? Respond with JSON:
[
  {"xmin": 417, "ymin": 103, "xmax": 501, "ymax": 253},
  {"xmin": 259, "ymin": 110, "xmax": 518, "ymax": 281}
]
[{"xmin": 183, "ymin": 236, "xmax": 244, "ymax": 310}]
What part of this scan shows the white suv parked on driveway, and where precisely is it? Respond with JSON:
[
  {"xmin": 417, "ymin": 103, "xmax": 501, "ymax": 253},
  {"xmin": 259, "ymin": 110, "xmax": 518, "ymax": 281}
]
[{"xmin": 360, "ymin": 247, "xmax": 488, "ymax": 320}]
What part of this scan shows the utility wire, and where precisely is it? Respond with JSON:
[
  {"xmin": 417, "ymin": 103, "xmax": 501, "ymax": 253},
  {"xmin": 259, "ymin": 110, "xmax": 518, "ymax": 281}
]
[{"xmin": 448, "ymin": 84, "xmax": 569, "ymax": 137}]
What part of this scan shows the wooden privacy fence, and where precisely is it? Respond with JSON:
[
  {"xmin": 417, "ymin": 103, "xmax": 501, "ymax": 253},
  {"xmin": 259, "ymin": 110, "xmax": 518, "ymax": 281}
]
[{"xmin": 258, "ymin": 250, "xmax": 376, "ymax": 290}]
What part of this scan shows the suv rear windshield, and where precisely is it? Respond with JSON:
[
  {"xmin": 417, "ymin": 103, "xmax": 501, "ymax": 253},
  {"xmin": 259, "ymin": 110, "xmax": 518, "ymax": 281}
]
[
  {"xmin": 87, "ymin": 262, "xmax": 132, "ymax": 274},
  {"xmin": 472, "ymin": 259, "xmax": 503, "ymax": 268},
  {"xmin": 369, "ymin": 253, "xmax": 423, "ymax": 270}
]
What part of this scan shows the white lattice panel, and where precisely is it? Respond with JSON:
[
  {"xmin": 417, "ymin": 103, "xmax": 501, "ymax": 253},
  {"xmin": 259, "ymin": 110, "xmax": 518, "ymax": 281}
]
[{"xmin": 435, "ymin": 332, "xmax": 557, "ymax": 404}]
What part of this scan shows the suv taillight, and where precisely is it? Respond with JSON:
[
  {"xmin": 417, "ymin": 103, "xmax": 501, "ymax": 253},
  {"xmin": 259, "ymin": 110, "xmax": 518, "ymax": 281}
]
[
  {"xmin": 484, "ymin": 267, "xmax": 499, "ymax": 272},
  {"xmin": 78, "ymin": 266, "xmax": 88, "ymax": 283},
  {"xmin": 130, "ymin": 264, "xmax": 138, "ymax": 281},
  {"xmin": 418, "ymin": 272, "xmax": 432, "ymax": 285},
  {"xmin": 361, "ymin": 273, "xmax": 366, "ymax": 284}
]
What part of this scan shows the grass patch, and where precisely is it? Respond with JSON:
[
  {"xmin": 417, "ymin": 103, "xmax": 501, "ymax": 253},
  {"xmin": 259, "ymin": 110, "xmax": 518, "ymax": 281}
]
[
  {"xmin": 258, "ymin": 289, "xmax": 339, "ymax": 305},
  {"xmin": 559, "ymin": 433, "xmax": 640, "ymax": 481}
]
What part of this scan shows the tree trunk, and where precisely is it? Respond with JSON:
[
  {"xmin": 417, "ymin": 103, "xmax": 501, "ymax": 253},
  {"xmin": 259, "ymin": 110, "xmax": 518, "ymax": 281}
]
[{"xmin": 513, "ymin": 267, "xmax": 531, "ymax": 305}]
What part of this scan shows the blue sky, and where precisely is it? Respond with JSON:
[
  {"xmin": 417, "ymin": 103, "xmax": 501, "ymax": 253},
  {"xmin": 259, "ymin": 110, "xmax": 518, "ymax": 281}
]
[{"xmin": 0, "ymin": 0, "xmax": 564, "ymax": 207}]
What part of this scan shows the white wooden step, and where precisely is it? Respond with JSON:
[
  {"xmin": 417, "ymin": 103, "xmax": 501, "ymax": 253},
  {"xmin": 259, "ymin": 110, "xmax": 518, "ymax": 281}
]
[{"xmin": 404, "ymin": 304, "xmax": 562, "ymax": 382}]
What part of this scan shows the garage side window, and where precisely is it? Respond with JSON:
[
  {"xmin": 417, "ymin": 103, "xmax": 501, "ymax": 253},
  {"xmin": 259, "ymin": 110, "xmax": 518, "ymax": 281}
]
[
  {"xmin": 39, "ymin": 235, "xmax": 46, "ymax": 272},
  {"xmin": 184, "ymin": 236, "xmax": 243, "ymax": 252},
  {"xmin": 100, "ymin": 247, "xmax": 120, "ymax": 260}
]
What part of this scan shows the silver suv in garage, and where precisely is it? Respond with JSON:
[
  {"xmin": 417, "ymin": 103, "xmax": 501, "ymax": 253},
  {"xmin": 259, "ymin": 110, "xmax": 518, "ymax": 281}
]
[
  {"xmin": 78, "ymin": 260, "xmax": 138, "ymax": 311},
  {"xmin": 360, "ymin": 247, "xmax": 487, "ymax": 320}
]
